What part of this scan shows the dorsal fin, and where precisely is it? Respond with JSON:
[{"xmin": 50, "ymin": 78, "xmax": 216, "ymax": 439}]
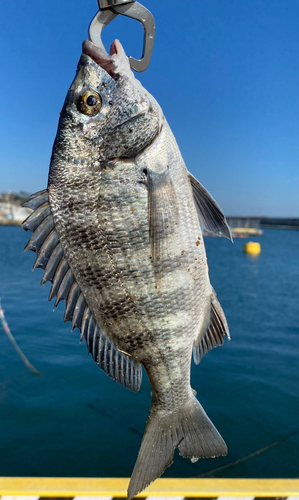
[
  {"xmin": 189, "ymin": 172, "xmax": 232, "ymax": 241},
  {"xmin": 22, "ymin": 190, "xmax": 142, "ymax": 392},
  {"xmin": 193, "ymin": 288, "xmax": 230, "ymax": 364}
]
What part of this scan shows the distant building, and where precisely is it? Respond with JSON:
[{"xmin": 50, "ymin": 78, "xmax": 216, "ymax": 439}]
[
  {"xmin": 227, "ymin": 216, "xmax": 299, "ymax": 231},
  {"xmin": 0, "ymin": 202, "xmax": 31, "ymax": 224},
  {"xmin": 226, "ymin": 216, "xmax": 261, "ymax": 229}
]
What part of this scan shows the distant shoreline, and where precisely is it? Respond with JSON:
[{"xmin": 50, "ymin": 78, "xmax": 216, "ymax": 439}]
[
  {"xmin": 1, "ymin": 219, "xmax": 298, "ymax": 230},
  {"xmin": 0, "ymin": 219, "xmax": 23, "ymax": 226},
  {"xmin": 227, "ymin": 216, "xmax": 299, "ymax": 231}
]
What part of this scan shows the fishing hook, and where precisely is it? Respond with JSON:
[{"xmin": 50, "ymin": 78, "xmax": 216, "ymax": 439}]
[{"xmin": 89, "ymin": 0, "xmax": 155, "ymax": 72}]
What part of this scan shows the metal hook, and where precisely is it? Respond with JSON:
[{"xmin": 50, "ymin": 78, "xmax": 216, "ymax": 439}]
[{"xmin": 89, "ymin": 0, "xmax": 155, "ymax": 72}]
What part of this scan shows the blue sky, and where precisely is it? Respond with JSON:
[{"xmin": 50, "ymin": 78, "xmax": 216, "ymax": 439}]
[{"xmin": 1, "ymin": 0, "xmax": 298, "ymax": 216}]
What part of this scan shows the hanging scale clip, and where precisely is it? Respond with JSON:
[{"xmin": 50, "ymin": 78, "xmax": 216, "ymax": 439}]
[{"xmin": 89, "ymin": 0, "xmax": 155, "ymax": 72}]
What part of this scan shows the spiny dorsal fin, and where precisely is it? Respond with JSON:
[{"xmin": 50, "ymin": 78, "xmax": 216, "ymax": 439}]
[
  {"xmin": 83, "ymin": 316, "xmax": 142, "ymax": 393},
  {"xmin": 189, "ymin": 172, "xmax": 232, "ymax": 241},
  {"xmin": 22, "ymin": 190, "xmax": 142, "ymax": 392},
  {"xmin": 193, "ymin": 288, "xmax": 230, "ymax": 364}
]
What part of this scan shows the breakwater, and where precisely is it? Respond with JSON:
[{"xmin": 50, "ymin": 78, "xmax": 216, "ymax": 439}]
[{"xmin": 227, "ymin": 216, "xmax": 299, "ymax": 230}]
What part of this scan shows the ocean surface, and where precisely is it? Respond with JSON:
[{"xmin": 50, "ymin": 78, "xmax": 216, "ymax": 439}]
[{"xmin": 0, "ymin": 225, "xmax": 298, "ymax": 479}]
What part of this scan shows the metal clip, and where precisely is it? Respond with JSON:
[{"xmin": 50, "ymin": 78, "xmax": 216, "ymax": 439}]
[{"xmin": 89, "ymin": 0, "xmax": 155, "ymax": 72}]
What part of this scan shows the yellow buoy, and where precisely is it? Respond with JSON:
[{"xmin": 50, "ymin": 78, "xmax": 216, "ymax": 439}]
[{"xmin": 243, "ymin": 241, "xmax": 261, "ymax": 255}]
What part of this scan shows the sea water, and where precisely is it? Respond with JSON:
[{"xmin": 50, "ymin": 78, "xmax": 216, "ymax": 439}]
[{"xmin": 0, "ymin": 226, "xmax": 298, "ymax": 478}]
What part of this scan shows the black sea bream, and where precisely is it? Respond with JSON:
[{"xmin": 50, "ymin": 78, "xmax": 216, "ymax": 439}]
[{"xmin": 23, "ymin": 39, "xmax": 232, "ymax": 498}]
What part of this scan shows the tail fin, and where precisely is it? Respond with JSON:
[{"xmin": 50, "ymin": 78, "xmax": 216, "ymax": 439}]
[{"xmin": 127, "ymin": 395, "xmax": 227, "ymax": 499}]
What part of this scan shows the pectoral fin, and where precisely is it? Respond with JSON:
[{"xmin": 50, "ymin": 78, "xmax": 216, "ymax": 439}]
[
  {"xmin": 189, "ymin": 172, "xmax": 232, "ymax": 240},
  {"xmin": 193, "ymin": 288, "xmax": 230, "ymax": 364},
  {"xmin": 147, "ymin": 168, "xmax": 179, "ymax": 267}
]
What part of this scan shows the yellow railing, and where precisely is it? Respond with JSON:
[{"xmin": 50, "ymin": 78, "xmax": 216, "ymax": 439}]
[{"xmin": 1, "ymin": 478, "xmax": 299, "ymax": 497}]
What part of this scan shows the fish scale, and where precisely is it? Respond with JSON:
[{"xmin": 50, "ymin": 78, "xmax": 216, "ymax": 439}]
[
  {"xmin": 51, "ymin": 183, "xmax": 155, "ymax": 356},
  {"xmin": 53, "ymin": 148, "xmax": 199, "ymax": 400},
  {"xmin": 23, "ymin": 38, "xmax": 232, "ymax": 499}
]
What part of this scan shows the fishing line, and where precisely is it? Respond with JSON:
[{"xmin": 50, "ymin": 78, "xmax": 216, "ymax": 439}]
[
  {"xmin": 196, "ymin": 429, "xmax": 299, "ymax": 478},
  {"xmin": 0, "ymin": 299, "xmax": 40, "ymax": 376}
]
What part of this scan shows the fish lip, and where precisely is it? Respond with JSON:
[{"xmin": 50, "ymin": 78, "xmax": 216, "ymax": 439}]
[
  {"xmin": 82, "ymin": 40, "xmax": 117, "ymax": 78},
  {"xmin": 82, "ymin": 39, "xmax": 109, "ymax": 62}
]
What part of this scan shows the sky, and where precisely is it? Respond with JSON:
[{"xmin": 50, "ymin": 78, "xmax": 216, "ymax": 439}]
[{"xmin": 0, "ymin": 0, "xmax": 298, "ymax": 216}]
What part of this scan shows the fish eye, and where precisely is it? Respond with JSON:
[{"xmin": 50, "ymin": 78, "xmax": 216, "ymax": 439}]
[{"xmin": 77, "ymin": 90, "xmax": 102, "ymax": 116}]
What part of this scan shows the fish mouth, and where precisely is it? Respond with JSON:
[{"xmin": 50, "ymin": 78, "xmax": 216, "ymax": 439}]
[{"xmin": 82, "ymin": 39, "xmax": 123, "ymax": 79}]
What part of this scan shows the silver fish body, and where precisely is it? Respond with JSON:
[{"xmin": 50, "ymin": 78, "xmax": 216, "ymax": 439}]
[{"xmin": 23, "ymin": 39, "xmax": 231, "ymax": 498}]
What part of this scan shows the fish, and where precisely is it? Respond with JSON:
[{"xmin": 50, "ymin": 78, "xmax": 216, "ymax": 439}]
[{"xmin": 22, "ymin": 38, "xmax": 232, "ymax": 498}]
